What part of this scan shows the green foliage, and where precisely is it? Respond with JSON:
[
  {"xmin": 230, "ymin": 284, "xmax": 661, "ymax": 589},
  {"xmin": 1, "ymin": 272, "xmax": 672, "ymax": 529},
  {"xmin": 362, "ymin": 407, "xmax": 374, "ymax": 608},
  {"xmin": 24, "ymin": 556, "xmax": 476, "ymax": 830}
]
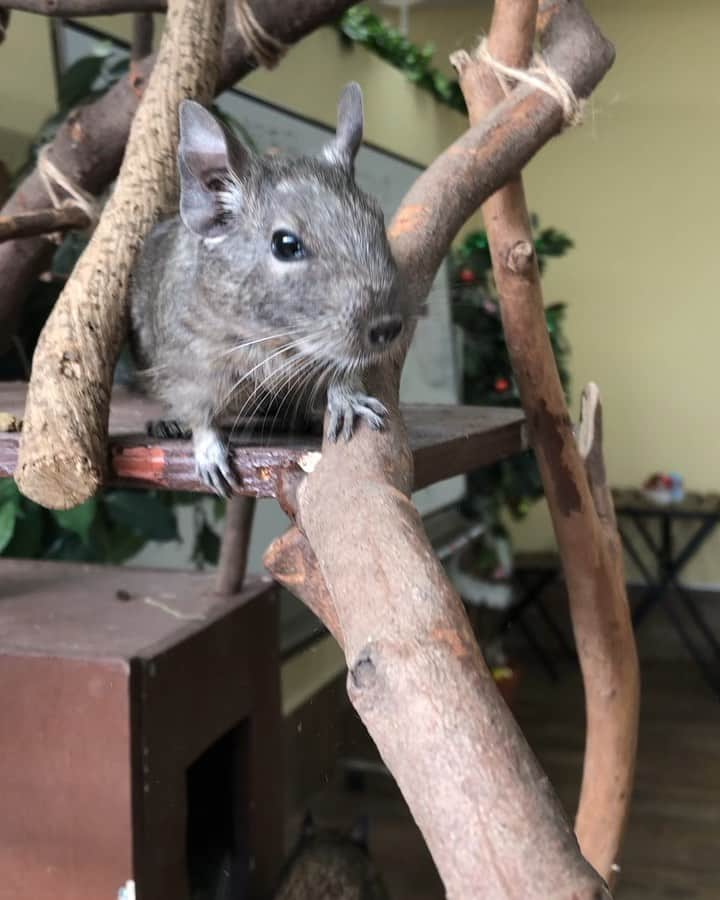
[
  {"xmin": 450, "ymin": 218, "xmax": 574, "ymax": 529},
  {"xmin": 337, "ymin": 6, "xmax": 466, "ymax": 114}
]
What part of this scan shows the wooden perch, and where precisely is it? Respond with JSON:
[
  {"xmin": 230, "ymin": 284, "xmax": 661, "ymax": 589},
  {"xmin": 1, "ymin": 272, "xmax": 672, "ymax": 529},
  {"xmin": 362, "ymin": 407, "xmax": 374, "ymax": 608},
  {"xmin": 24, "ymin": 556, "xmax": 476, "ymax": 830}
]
[
  {"xmin": 0, "ymin": 205, "xmax": 90, "ymax": 242},
  {"xmin": 0, "ymin": 0, "xmax": 356, "ymax": 339},
  {"xmin": 264, "ymin": 3, "xmax": 631, "ymax": 894},
  {"xmin": 15, "ymin": 0, "xmax": 226, "ymax": 508},
  {"xmin": 450, "ymin": 1, "xmax": 639, "ymax": 885}
]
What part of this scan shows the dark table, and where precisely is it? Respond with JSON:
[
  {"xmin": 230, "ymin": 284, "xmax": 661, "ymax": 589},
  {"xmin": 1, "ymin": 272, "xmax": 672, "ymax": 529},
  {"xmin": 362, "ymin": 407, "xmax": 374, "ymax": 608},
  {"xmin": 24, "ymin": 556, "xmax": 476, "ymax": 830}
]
[{"xmin": 613, "ymin": 488, "xmax": 720, "ymax": 695}]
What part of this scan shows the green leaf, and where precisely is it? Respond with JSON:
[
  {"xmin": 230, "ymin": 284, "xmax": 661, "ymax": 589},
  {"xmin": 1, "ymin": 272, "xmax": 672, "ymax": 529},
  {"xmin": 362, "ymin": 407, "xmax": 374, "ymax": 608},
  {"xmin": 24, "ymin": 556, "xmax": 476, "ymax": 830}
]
[
  {"xmin": 0, "ymin": 501, "xmax": 17, "ymax": 553},
  {"xmin": 52, "ymin": 498, "xmax": 97, "ymax": 544},
  {"xmin": 0, "ymin": 479, "xmax": 20, "ymax": 506},
  {"xmin": 58, "ymin": 55, "xmax": 107, "ymax": 110},
  {"xmin": 193, "ymin": 522, "xmax": 221, "ymax": 567},
  {"xmin": 5, "ymin": 500, "xmax": 45, "ymax": 558},
  {"xmin": 103, "ymin": 491, "xmax": 179, "ymax": 542}
]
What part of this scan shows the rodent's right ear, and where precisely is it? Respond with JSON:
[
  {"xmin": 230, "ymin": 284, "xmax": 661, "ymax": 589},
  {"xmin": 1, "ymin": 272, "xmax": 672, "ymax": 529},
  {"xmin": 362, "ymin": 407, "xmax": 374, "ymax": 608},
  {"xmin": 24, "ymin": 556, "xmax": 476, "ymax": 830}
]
[{"xmin": 177, "ymin": 100, "xmax": 249, "ymax": 238}]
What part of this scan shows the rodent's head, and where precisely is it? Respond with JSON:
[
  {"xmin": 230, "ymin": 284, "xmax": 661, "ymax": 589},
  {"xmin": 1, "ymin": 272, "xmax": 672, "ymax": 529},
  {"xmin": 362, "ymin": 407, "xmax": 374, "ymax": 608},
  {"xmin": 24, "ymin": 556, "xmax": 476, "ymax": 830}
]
[{"xmin": 177, "ymin": 84, "xmax": 414, "ymax": 376}]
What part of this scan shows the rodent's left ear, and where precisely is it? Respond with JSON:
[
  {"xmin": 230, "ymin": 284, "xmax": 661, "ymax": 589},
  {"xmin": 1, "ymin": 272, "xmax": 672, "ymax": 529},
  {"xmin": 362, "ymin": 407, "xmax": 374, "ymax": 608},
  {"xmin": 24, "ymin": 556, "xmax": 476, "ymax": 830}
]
[
  {"xmin": 177, "ymin": 99, "xmax": 250, "ymax": 238},
  {"xmin": 321, "ymin": 82, "xmax": 364, "ymax": 175}
]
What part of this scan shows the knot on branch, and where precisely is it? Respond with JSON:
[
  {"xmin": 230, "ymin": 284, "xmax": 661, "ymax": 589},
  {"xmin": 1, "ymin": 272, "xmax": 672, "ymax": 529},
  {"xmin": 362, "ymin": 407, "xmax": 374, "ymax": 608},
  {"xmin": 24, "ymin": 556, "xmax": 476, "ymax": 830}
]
[
  {"xmin": 507, "ymin": 240, "xmax": 535, "ymax": 276},
  {"xmin": 349, "ymin": 644, "xmax": 379, "ymax": 693}
]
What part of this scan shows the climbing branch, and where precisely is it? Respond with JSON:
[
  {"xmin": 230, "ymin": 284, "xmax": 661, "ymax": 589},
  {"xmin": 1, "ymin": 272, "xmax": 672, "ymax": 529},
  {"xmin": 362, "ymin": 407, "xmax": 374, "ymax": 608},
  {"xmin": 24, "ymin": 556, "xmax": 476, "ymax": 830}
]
[
  {"xmin": 450, "ymin": 1, "xmax": 639, "ymax": 885},
  {"xmin": 0, "ymin": 205, "xmax": 90, "ymax": 242},
  {"xmin": 263, "ymin": 3, "xmax": 631, "ymax": 894},
  {"xmin": 15, "ymin": 0, "xmax": 227, "ymax": 508},
  {"xmin": 0, "ymin": 0, "xmax": 356, "ymax": 337}
]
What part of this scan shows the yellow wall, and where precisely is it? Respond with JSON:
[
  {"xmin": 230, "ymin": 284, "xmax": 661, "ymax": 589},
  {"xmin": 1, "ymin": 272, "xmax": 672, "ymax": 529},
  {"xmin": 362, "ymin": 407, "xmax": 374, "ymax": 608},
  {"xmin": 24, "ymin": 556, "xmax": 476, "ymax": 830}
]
[{"xmin": 2, "ymin": 3, "xmax": 719, "ymax": 583}]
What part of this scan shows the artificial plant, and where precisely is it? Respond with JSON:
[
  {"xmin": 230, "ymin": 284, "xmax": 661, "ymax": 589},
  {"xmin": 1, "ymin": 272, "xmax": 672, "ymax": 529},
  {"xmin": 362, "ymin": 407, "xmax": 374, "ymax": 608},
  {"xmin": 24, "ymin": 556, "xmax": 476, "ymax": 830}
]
[{"xmin": 450, "ymin": 220, "xmax": 573, "ymax": 537}]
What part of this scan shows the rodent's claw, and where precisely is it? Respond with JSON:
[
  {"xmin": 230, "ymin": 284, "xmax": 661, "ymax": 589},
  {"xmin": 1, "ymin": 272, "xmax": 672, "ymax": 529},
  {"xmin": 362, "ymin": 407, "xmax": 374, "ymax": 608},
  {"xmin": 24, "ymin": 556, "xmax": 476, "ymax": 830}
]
[
  {"xmin": 146, "ymin": 418, "xmax": 192, "ymax": 440},
  {"xmin": 193, "ymin": 425, "xmax": 241, "ymax": 498},
  {"xmin": 327, "ymin": 383, "xmax": 388, "ymax": 443}
]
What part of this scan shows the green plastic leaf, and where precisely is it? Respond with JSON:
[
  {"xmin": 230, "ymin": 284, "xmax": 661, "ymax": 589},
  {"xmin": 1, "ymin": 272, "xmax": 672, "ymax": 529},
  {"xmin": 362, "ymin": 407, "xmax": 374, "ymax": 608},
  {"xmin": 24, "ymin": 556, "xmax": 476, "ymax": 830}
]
[
  {"xmin": 0, "ymin": 501, "xmax": 17, "ymax": 553},
  {"xmin": 58, "ymin": 55, "xmax": 107, "ymax": 110},
  {"xmin": 5, "ymin": 500, "xmax": 45, "ymax": 558},
  {"xmin": 103, "ymin": 491, "xmax": 179, "ymax": 542},
  {"xmin": 52, "ymin": 498, "xmax": 98, "ymax": 545},
  {"xmin": 193, "ymin": 522, "xmax": 221, "ymax": 567}
]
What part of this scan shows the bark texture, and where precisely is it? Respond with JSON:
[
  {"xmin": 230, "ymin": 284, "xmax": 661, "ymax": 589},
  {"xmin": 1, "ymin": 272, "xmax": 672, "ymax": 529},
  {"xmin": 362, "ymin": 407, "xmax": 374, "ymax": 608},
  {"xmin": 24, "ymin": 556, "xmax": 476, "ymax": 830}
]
[{"xmin": 15, "ymin": 0, "xmax": 226, "ymax": 507}]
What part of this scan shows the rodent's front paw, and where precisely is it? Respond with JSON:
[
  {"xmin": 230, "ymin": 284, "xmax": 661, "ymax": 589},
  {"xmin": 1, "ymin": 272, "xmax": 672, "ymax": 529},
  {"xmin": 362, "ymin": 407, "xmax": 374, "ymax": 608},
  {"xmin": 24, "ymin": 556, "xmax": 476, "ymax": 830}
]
[
  {"xmin": 193, "ymin": 426, "xmax": 240, "ymax": 498},
  {"xmin": 327, "ymin": 381, "xmax": 388, "ymax": 443}
]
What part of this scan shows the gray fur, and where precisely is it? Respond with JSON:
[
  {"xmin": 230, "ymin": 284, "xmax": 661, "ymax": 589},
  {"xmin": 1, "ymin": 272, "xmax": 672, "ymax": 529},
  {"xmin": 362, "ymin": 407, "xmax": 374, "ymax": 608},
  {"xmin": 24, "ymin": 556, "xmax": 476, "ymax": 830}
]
[{"xmin": 128, "ymin": 83, "xmax": 414, "ymax": 496}]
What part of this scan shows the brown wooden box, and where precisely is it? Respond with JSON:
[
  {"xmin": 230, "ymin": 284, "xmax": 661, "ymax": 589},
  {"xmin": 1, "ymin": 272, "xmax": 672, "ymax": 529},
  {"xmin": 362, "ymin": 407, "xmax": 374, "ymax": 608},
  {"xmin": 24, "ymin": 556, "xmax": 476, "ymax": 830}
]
[{"xmin": 0, "ymin": 560, "xmax": 284, "ymax": 900}]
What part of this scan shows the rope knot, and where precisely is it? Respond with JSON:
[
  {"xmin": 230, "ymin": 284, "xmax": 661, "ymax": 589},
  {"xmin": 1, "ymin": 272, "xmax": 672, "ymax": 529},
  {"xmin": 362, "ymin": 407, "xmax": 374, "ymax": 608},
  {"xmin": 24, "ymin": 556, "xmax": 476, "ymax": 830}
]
[
  {"xmin": 234, "ymin": 0, "xmax": 286, "ymax": 70},
  {"xmin": 37, "ymin": 146, "xmax": 102, "ymax": 244},
  {"xmin": 475, "ymin": 38, "xmax": 584, "ymax": 129}
]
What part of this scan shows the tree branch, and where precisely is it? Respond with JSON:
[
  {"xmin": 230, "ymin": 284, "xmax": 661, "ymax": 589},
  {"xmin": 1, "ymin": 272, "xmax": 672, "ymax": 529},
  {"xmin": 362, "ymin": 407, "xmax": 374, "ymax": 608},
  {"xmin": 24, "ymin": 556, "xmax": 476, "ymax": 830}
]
[
  {"xmin": 15, "ymin": 0, "xmax": 227, "ymax": 507},
  {"xmin": 0, "ymin": 205, "xmax": 90, "ymax": 242},
  {"xmin": 0, "ymin": 0, "xmax": 355, "ymax": 338},
  {"xmin": 451, "ymin": 1, "xmax": 639, "ymax": 886},
  {"xmin": 131, "ymin": 11, "xmax": 154, "ymax": 61},
  {"xmin": 0, "ymin": 0, "xmax": 163, "ymax": 12},
  {"xmin": 266, "ymin": 361, "xmax": 609, "ymax": 899}
]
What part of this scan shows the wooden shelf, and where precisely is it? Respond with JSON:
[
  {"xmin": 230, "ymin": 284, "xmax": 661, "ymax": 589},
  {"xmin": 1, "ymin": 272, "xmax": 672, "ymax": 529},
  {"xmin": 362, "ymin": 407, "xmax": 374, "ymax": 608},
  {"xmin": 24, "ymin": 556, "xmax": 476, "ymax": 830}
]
[{"xmin": 0, "ymin": 381, "xmax": 526, "ymax": 497}]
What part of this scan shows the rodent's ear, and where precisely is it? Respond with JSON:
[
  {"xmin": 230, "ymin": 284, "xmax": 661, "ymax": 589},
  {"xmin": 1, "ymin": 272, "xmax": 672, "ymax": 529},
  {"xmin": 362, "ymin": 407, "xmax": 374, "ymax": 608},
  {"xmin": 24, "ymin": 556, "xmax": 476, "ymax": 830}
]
[
  {"xmin": 177, "ymin": 99, "xmax": 250, "ymax": 238},
  {"xmin": 321, "ymin": 82, "xmax": 364, "ymax": 175}
]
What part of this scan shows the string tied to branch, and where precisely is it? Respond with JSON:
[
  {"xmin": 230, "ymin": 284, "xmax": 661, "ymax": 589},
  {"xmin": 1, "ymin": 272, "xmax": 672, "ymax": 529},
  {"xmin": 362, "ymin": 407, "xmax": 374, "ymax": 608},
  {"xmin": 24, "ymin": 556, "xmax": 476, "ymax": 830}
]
[
  {"xmin": 233, "ymin": 0, "xmax": 286, "ymax": 70},
  {"xmin": 37, "ymin": 146, "xmax": 102, "ymax": 243},
  {"xmin": 474, "ymin": 38, "xmax": 584, "ymax": 129}
]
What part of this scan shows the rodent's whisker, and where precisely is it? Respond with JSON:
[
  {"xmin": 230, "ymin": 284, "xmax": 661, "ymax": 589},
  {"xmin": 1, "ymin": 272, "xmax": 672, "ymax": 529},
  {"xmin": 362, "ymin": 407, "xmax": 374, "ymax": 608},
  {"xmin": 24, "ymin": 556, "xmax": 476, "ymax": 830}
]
[
  {"xmin": 227, "ymin": 347, "xmax": 312, "ymax": 440},
  {"xmin": 220, "ymin": 327, "xmax": 307, "ymax": 358},
  {"xmin": 221, "ymin": 336, "xmax": 308, "ymax": 408}
]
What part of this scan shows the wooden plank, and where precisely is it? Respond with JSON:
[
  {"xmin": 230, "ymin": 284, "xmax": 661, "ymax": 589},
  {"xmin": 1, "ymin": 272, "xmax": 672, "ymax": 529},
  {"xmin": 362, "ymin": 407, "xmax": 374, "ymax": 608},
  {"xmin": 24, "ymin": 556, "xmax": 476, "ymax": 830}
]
[{"xmin": 0, "ymin": 382, "xmax": 526, "ymax": 497}]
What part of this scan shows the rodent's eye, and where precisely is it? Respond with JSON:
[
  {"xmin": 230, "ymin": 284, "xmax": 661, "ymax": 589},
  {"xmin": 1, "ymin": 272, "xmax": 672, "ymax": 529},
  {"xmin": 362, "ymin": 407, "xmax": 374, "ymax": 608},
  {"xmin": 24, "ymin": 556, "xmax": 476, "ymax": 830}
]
[{"xmin": 271, "ymin": 230, "xmax": 306, "ymax": 262}]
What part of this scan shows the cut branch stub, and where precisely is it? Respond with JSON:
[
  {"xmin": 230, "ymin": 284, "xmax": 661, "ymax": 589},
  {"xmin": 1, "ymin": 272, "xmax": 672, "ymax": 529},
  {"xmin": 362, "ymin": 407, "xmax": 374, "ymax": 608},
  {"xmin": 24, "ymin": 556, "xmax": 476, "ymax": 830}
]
[{"xmin": 15, "ymin": 0, "xmax": 226, "ymax": 508}]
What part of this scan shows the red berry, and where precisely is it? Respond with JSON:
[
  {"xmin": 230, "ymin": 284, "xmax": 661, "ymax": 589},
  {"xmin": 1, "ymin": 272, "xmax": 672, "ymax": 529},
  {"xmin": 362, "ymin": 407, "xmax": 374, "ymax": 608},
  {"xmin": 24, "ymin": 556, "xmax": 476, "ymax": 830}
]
[
  {"xmin": 459, "ymin": 267, "xmax": 476, "ymax": 283},
  {"xmin": 494, "ymin": 377, "xmax": 510, "ymax": 393}
]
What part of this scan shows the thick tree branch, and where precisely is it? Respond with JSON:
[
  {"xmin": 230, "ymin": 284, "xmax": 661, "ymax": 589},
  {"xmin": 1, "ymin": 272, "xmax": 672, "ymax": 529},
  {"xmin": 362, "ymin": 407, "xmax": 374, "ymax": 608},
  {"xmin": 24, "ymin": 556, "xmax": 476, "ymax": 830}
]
[
  {"xmin": 451, "ymin": 1, "xmax": 639, "ymax": 886},
  {"xmin": 0, "ymin": 205, "xmax": 90, "ymax": 242},
  {"xmin": 0, "ymin": 0, "xmax": 355, "ymax": 338},
  {"xmin": 16, "ymin": 0, "xmax": 227, "ymax": 507},
  {"xmin": 267, "ymin": 364, "xmax": 608, "ymax": 899}
]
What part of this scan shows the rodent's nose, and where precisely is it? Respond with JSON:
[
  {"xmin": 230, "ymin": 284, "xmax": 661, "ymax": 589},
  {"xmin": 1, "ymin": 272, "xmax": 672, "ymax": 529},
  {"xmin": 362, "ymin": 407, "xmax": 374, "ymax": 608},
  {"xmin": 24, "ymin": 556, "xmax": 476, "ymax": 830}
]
[{"xmin": 368, "ymin": 316, "xmax": 403, "ymax": 349}]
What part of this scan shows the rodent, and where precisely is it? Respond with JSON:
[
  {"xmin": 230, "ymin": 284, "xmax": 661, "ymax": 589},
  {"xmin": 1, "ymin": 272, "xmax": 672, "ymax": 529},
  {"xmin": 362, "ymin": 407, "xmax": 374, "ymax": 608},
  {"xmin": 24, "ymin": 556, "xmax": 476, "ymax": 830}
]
[{"xmin": 128, "ymin": 83, "xmax": 415, "ymax": 497}]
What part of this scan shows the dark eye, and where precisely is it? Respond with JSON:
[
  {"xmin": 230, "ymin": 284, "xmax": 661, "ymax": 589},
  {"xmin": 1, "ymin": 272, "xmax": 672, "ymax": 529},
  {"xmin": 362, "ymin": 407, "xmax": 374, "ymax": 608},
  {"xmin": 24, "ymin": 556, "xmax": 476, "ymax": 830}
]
[{"xmin": 271, "ymin": 230, "xmax": 306, "ymax": 261}]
